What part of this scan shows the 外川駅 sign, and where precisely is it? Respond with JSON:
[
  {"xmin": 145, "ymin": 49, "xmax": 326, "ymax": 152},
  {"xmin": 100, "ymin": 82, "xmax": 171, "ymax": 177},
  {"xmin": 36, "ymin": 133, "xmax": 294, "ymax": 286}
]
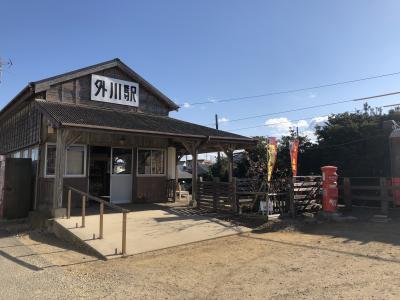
[{"xmin": 91, "ymin": 74, "xmax": 139, "ymax": 107}]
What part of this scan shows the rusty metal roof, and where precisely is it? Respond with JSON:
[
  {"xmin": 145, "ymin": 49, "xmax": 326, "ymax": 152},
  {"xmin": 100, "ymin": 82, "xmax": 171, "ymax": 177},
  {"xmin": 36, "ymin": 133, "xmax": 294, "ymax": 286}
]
[{"xmin": 34, "ymin": 100, "xmax": 254, "ymax": 144}]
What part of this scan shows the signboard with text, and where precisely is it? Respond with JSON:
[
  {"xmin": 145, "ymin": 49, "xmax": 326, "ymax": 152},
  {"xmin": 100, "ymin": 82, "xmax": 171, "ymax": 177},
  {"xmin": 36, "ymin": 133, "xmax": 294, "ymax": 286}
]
[{"xmin": 91, "ymin": 74, "xmax": 139, "ymax": 107}]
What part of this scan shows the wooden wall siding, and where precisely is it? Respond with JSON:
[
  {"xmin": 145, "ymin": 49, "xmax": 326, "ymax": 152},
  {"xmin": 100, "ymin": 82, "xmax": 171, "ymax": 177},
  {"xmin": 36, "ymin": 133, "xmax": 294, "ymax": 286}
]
[
  {"xmin": 37, "ymin": 177, "xmax": 87, "ymax": 211},
  {"xmin": 136, "ymin": 177, "xmax": 167, "ymax": 203},
  {"xmin": 84, "ymin": 133, "xmax": 169, "ymax": 149},
  {"xmin": 37, "ymin": 178, "xmax": 54, "ymax": 212},
  {"xmin": 0, "ymin": 102, "xmax": 41, "ymax": 154},
  {"xmin": 44, "ymin": 67, "xmax": 170, "ymax": 116}
]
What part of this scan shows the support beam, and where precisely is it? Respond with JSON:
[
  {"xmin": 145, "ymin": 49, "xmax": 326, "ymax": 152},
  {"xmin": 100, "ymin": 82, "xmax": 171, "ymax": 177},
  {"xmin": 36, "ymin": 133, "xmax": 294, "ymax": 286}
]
[
  {"xmin": 179, "ymin": 140, "xmax": 202, "ymax": 207},
  {"xmin": 221, "ymin": 145, "xmax": 234, "ymax": 183},
  {"xmin": 65, "ymin": 131, "xmax": 82, "ymax": 147},
  {"xmin": 52, "ymin": 128, "xmax": 70, "ymax": 214},
  {"xmin": 175, "ymin": 149, "xmax": 186, "ymax": 202},
  {"xmin": 192, "ymin": 148, "xmax": 198, "ymax": 207}
]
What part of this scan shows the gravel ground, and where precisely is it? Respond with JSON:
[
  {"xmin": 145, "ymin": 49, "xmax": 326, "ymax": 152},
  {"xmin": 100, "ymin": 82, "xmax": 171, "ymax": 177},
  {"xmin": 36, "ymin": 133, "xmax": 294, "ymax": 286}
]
[{"xmin": 1, "ymin": 215, "xmax": 400, "ymax": 299}]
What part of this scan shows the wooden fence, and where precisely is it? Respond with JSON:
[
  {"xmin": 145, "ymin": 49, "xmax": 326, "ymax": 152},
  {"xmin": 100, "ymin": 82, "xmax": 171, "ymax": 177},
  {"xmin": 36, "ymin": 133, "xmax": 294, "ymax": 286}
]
[
  {"xmin": 292, "ymin": 176, "xmax": 322, "ymax": 215},
  {"xmin": 197, "ymin": 180, "xmax": 236, "ymax": 213},
  {"xmin": 338, "ymin": 177, "xmax": 399, "ymax": 215},
  {"xmin": 197, "ymin": 176, "xmax": 322, "ymax": 216}
]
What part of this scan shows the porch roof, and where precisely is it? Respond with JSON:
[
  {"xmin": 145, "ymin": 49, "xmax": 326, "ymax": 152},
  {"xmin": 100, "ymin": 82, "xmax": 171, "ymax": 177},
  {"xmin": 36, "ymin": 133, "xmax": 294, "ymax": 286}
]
[{"xmin": 34, "ymin": 100, "xmax": 255, "ymax": 145}]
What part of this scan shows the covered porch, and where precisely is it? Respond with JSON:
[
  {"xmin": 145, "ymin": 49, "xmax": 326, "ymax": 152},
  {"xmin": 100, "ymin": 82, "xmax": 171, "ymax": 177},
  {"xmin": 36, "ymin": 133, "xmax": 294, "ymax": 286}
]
[{"xmin": 34, "ymin": 100, "xmax": 255, "ymax": 216}]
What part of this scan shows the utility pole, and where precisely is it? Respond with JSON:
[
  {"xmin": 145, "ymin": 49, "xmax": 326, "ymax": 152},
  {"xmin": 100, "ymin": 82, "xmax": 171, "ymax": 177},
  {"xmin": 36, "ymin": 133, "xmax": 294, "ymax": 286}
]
[
  {"xmin": 215, "ymin": 114, "xmax": 221, "ymax": 162},
  {"xmin": 0, "ymin": 57, "xmax": 13, "ymax": 83}
]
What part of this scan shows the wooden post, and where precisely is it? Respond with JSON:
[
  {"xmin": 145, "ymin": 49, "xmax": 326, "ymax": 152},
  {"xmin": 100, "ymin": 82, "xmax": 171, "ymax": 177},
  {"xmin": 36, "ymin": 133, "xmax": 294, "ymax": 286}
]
[
  {"xmin": 213, "ymin": 177, "xmax": 220, "ymax": 211},
  {"xmin": 232, "ymin": 177, "xmax": 238, "ymax": 214},
  {"xmin": 180, "ymin": 140, "xmax": 202, "ymax": 208},
  {"xmin": 192, "ymin": 147, "xmax": 198, "ymax": 207},
  {"xmin": 81, "ymin": 195, "xmax": 86, "ymax": 228},
  {"xmin": 67, "ymin": 189, "xmax": 72, "ymax": 219},
  {"xmin": 380, "ymin": 177, "xmax": 389, "ymax": 216},
  {"xmin": 289, "ymin": 178, "xmax": 295, "ymax": 218},
  {"xmin": 223, "ymin": 149, "xmax": 234, "ymax": 183},
  {"xmin": 99, "ymin": 202, "xmax": 104, "ymax": 239},
  {"xmin": 122, "ymin": 212, "xmax": 127, "ymax": 256},
  {"xmin": 53, "ymin": 128, "xmax": 68, "ymax": 210},
  {"xmin": 174, "ymin": 151, "xmax": 181, "ymax": 203},
  {"xmin": 343, "ymin": 177, "xmax": 352, "ymax": 210}
]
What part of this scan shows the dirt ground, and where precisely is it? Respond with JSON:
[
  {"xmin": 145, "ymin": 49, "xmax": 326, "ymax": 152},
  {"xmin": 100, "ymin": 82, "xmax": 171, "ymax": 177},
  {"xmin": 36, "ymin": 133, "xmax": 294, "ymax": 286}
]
[{"xmin": 2, "ymin": 211, "xmax": 400, "ymax": 299}]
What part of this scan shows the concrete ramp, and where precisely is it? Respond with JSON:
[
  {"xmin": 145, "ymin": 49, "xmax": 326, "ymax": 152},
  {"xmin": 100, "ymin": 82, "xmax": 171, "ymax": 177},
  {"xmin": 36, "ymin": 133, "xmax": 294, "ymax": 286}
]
[{"xmin": 54, "ymin": 208, "xmax": 251, "ymax": 259}]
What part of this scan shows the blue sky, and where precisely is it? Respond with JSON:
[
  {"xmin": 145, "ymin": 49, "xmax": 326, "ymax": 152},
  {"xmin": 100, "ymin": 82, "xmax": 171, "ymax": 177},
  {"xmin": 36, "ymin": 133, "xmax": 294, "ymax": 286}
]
[{"xmin": 2, "ymin": 0, "xmax": 400, "ymax": 139}]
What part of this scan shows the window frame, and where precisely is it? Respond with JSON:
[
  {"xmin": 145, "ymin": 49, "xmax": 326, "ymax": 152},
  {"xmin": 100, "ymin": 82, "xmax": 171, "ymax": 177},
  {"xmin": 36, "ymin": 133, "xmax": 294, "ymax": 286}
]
[
  {"xmin": 136, "ymin": 148, "xmax": 167, "ymax": 177},
  {"xmin": 44, "ymin": 143, "xmax": 87, "ymax": 178}
]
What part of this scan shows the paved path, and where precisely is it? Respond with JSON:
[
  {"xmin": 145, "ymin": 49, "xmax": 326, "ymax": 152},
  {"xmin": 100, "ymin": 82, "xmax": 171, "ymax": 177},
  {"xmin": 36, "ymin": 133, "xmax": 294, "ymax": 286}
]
[{"xmin": 56, "ymin": 206, "xmax": 252, "ymax": 259}]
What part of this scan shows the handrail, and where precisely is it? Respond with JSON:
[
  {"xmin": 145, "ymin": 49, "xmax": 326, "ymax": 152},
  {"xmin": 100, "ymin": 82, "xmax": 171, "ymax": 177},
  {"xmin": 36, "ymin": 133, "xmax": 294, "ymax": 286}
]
[
  {"xmin": 65, "ymin": 185, "xmax": 129, "ymax": 213},
  {"xmin": 63, "ymin": 185, "xmax": 128, "ymax": 256}
]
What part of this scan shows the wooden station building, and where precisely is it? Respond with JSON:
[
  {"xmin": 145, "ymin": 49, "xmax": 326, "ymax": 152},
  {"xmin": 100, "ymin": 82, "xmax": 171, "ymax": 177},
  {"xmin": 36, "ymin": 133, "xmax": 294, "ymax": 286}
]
[{"xmin": 0, "ymin": 59, "xmax": 255, "ymax": 217}]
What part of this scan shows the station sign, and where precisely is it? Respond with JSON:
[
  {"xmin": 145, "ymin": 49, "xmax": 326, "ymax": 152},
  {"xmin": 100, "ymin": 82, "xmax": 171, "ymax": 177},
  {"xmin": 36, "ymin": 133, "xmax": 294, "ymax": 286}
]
[{"xmin": 91, "ymin": 74, "xmax": 139, "ymax": 107}]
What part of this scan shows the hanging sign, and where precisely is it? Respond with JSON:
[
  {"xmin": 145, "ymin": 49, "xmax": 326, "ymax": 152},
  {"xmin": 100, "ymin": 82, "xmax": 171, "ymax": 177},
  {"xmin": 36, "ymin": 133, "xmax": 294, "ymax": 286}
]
[
  {"xmin": 290, "ymin": 139, "xmax": 299, "ymax": 177},
  {"xmin": 267, "ymin": 137, "xmax": 278, "ymax": 181},
  {"xmin": 91, "ymin": 74, "xmax": 139, "ymax": 107}
]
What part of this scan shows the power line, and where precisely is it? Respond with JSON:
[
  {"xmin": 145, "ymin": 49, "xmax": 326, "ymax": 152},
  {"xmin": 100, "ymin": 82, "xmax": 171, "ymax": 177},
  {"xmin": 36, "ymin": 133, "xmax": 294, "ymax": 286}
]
[
  {"xmin": 182, "ymin": 70, "xmax": 400, "ymax": 106},
  {"xmin": 230, "ymin": 115, "xmax": 330, "ymax": 132},
  {"xmin": 204, "ymin": 91, "xmax": 400, "ymax": 126},
  {"xmin": 230, "ymin": 100, "xmax": 400, "ymax": 132},
  {"xmin": 308, "ymin": 134, "xmax": 386, "ymax": 151}
]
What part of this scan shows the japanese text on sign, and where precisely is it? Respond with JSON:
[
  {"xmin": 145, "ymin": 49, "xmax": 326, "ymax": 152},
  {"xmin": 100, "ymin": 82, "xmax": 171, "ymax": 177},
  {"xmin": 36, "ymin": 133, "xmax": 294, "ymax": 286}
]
[{"xmin": 91, "ymin": 74, "xmax": 139, "ymax": 107}]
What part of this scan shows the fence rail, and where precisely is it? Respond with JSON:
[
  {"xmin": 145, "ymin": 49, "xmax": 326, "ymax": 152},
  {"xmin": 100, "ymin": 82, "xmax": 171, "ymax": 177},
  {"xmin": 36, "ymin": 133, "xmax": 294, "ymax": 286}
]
[
  {"xmin": 64, "ymin": 185, "xmax": 129, "ymax": 256},
  {"xmin": 339, "ymin": 177, "xmax": 400, "ymax": 215},
  {"xmin": 197, "ymin": 180, "xmax": 236, "ymax": 213}
]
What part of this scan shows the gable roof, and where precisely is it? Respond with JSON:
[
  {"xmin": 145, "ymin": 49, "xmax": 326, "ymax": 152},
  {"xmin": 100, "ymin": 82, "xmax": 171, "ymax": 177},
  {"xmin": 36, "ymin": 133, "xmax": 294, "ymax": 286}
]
[
  {"xmin": 0, "ymin": 58, "xmax": 179, "ymax": 119},
  {"xmin": 34, "ymin": 58, "xmax": 179, "ymax": 110},
  {"xmin": 34, "ymin": 100, "xmax": 254, "ymax": 144}
]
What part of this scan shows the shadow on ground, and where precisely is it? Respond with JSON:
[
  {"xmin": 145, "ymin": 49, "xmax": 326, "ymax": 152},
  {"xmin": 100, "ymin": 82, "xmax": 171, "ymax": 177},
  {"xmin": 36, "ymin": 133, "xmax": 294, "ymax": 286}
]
[{"xmin": 251, "ymin": 206, "xmax": 400, "ymax": 247}]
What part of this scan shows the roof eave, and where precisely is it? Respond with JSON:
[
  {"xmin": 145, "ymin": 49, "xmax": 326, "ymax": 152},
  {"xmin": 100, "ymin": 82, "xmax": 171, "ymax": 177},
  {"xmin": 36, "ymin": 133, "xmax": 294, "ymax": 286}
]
[
  {"xmin": 59, "ymin": 122, "xmax": 254, "ymax": 144},
  {"xmin": 0, "ymin": 84, "xmax": 34, "ymax": 120}
]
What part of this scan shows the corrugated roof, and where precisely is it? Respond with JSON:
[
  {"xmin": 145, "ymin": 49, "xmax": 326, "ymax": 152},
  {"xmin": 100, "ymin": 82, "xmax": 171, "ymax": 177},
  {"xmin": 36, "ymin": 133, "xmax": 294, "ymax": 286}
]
[{"xmin": 34, "ymin": 100, "xmax": 254, "ymax": 143}]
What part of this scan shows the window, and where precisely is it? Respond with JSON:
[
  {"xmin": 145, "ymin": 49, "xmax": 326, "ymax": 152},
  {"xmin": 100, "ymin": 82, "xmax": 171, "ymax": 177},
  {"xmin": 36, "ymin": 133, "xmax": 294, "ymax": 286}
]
[
  {"xmin": 138, "ymin": 149, "xmax": 165, "ymax": 175},
  {"xmin": 22, "ymin": 149, "xmax": 29, "ymax": 158},
  {"xmin": 46, "ymin": 145, "xmax": 56, "ymax": 176},
  {"xmin": 45, "ymin": 144, "xmax": 86, "ymax": 177},
  {"xmin": 66, "ymin": 146, "xmax": 85, "ymax": 176},
  {"xmin": 13, "ymin": 152, "xmax": 20, "ymax": 158},
  {"xmin": 151, "ymin": 150, "xmax": 165, "ymax": 174},
  {"xmin": 138, "ymin": 149, "xmax": 151, "ymax": 175},
  {"xmin": 31, "ymin": 147, "xmax": 39, "ymax": 161},
  {"xmin": 112, "ymin": 148, "xmax": 132, "ymax": 175}
]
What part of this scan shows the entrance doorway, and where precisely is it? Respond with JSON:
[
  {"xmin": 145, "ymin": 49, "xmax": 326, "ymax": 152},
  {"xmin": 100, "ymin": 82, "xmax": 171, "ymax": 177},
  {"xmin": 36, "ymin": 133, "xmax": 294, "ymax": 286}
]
[
  {"xmin": 110, "ymin": 148, "xmax": 133, "ymax": 204},
  {"xmin": 89, "ymin": 146, "xmax": 111, "ymax": 200}
]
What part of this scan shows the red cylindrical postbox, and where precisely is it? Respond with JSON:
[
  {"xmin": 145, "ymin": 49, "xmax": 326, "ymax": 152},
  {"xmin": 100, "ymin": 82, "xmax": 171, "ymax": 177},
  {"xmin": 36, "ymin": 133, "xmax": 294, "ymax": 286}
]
[{"xmin": 321, "ymin": 166, "xmax": 338, "ymax": 212}]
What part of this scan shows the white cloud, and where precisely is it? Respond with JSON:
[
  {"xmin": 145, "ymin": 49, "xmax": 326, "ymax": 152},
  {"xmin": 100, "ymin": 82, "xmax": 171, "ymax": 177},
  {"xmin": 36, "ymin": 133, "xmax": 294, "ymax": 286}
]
[
  {"xmin": 308, "ymin": 92, "xmax": 317, "ymax": 99},
  {"xmin": 311, "ymin": 116, "xmax": 328, "ymax": 123},
  {"xmin": 183, "ymin": 102, "xmax": 191, "ymax": 108},
  {"xmin": 296, "ymin": 119, "xmax": 309, "ymax": 128},
  {"xmin": 218, "ymin": 117, "xmax": 229, "ymax": 123},
  {"xmin": 264, "ymin": 115, "xmax": 329, "ymax": 138},
  {"xmin": 264, "ymin": 117, "xmax": 299, "ymax": 136}
]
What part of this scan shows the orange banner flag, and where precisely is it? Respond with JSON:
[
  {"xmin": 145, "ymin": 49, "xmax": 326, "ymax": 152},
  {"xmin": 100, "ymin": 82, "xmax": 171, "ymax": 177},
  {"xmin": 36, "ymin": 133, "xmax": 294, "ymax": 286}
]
[{"xmin": 289, "ymin": 139, "xmax": 299, "ymax": 177}]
